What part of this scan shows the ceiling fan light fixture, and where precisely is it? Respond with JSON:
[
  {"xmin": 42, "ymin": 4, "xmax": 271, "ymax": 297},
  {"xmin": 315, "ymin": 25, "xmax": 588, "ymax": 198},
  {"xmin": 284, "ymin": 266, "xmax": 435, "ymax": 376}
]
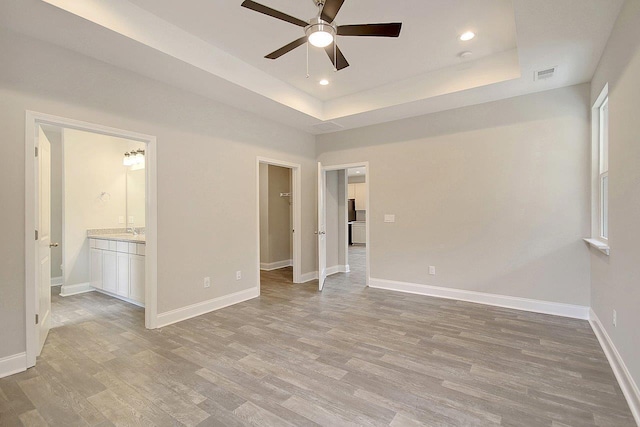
[{"xmin": 306, "ymin": 21, "xmax": 336, "ymax": 48}]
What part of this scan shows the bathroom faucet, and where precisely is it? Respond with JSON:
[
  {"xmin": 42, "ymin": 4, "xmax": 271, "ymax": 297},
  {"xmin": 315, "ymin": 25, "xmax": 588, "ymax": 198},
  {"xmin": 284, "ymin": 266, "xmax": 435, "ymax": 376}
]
[{"xmin": 127, "ymin": 227, "xmax": 138, "ymax": 236}]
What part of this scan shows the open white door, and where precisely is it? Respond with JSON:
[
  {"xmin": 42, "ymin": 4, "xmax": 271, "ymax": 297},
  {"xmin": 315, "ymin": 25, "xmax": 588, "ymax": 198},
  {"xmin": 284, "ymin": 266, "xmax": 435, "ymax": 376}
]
[
  {"xmin": 317, "ymin": 162, "xmax": 327, "ymax": 290},
  {"xmin": 37, "ymin": 126, "xmax": 52, "ymax": 355}
]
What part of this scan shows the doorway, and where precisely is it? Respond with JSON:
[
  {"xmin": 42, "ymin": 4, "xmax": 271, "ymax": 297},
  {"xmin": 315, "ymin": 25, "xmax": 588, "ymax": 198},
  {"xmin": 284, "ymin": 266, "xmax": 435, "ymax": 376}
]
[
  {"xmin": 256, "ymin": 157, "xmax": 302, "ymax": 290},
  {"xmin": 317, "ymin": 162, "xmax": 370, "ymax": 291},
  {"xmin": 25, "ymin": 111, "xmax": 158, "ymax": 368}
]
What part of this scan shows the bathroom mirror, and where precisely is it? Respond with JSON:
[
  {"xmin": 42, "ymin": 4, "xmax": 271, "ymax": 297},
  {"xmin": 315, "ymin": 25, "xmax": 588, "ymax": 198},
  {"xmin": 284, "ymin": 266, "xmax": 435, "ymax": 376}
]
[{"xmin": 126, "ymin": 168, "xmax": 146, "ymax": 228}]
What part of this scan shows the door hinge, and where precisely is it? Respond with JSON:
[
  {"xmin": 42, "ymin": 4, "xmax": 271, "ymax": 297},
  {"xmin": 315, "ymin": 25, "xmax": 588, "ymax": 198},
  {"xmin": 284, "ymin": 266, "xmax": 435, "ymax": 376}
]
[
  {"xmin": 35, "ymin": 146, "xmax": 38, "ymax": 157},
  {"xmin": 35, "ymin": 230, "xmax": 39, "ymax": 241},
  {"xmin": 35, "ymin": 314, "xmax": 39, "ymax": 324}
]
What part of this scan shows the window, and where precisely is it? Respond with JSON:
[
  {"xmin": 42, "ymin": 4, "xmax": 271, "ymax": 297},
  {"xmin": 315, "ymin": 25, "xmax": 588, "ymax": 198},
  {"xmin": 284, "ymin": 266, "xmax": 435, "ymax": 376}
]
[{"xmin": 598, "ymin": 96, "xmax": 609, "ymax": 240}]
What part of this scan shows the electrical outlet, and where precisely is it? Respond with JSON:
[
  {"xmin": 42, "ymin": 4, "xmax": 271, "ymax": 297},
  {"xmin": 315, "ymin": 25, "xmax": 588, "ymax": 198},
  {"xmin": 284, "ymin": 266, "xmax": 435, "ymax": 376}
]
[
  {"xmin": 204, "ymin": 277, "xmax": 210, "ymax": 288},
  {"xmin": 429, "ymin": 266, "xmax": 436, "ymax": 275},
  {"xmin": 118, "ymin": 215, "xmax": 125, "ymax": 224},
  {"xmin": 613, "ymin": 309, "xmax": 617, "ymax": 327},
  {"xmin": 236, "ymin": 271, "xmax": 242, "ymax": 281}
]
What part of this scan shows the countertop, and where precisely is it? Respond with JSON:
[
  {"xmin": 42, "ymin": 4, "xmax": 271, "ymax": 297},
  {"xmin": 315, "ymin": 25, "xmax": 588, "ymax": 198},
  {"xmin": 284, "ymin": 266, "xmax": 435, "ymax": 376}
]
[
  {"xmin": 89, "ymin": 233, "xmax": 146, "ymax": 244},
  {"xmin": 348, "ymin": 221, "xmax": 366, "ymax": 225}
]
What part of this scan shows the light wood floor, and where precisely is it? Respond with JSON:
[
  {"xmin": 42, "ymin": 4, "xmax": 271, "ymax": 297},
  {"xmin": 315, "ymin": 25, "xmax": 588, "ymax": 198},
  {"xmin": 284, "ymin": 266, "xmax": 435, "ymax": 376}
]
[{"xmin": 0, "ymin": 247, "xmax": 634, "ymax": 426}]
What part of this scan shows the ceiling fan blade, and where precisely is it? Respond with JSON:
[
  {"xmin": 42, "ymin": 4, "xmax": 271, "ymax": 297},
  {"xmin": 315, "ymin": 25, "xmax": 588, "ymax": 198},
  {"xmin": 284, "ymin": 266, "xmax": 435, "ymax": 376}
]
[
  {"xmin": 265, "ymin": 37, "xmax": 308, "ymax": 59},
  {"xmin": 337, "ymin": 23, "xmax": 402, "ymax": 37},
  {"xmin": 324, "ymin": 43, "xmax": 350, "ymax": 71},
  {"xmin": 320, "ymin": 0, "xmax": 345, "ymax": 23},
  {"xmin": 241, "ymin": 0, "xmax": 308, "ymax": 27}
]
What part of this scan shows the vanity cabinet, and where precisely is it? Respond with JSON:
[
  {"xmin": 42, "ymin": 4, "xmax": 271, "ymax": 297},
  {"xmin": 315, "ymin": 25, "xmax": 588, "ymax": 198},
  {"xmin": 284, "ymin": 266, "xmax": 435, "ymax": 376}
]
[
  {"xmin": 89, "ymin": 238, "xmax": 145, "ymax": 306},
  {"xmin": 90, "ymin": 248, "xmax": 103, "ymax": 289}
]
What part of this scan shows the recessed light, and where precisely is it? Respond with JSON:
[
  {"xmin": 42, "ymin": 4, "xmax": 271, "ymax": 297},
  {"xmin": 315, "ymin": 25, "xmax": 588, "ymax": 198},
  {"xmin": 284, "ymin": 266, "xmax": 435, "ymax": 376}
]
[
  {"xmin": 319, "ymin": 79, "xmax": 329, "ymax": 86},
  {"xmin": 459, "ymin": 31, "xmax": 476, "ymax": 41},
  {"xmin": 459, "ymin": 51, "xmax": 473, "ymax": 59}
]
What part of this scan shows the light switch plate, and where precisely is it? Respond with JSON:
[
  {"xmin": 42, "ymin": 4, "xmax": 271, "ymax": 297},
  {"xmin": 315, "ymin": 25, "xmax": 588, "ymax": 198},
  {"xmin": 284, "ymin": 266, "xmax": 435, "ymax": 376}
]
[
  {"xmin": 429, "ymin": 266, "xmax": 436, "ymax": 275},
  {"xmin": 384, "ymin": 214, "xmax": 396, "ymax": 223},
  {"xmin": 118, "ymin": 216, "xmax": 125, "ymax": 224}
]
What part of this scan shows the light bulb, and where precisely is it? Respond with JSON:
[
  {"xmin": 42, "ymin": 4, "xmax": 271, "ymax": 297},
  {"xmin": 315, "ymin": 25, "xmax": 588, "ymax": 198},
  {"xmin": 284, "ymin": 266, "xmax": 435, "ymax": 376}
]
[{"xmin": 308, "ymin": 30, "xmax": 334, "ymax": 48}]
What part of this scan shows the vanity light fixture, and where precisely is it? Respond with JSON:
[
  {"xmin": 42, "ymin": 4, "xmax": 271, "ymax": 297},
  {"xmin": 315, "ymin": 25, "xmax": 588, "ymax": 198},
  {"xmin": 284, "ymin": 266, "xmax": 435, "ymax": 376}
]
[{"xmin": 123, "ymin": 149, "xmax": 145, "ymax": 166}]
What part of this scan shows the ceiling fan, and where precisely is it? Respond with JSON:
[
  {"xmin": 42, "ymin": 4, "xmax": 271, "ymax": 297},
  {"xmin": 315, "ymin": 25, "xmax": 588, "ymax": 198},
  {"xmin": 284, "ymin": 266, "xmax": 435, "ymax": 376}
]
[{"xmin": 241, "ymin": 0, "xmax": 402, "ymax": 71}]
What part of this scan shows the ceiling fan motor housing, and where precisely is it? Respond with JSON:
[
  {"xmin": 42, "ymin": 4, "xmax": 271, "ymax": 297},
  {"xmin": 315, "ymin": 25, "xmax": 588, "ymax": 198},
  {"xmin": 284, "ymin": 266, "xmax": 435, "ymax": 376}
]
[{"xmin": 306, "ymin": 17, "xmax": 337, "ymax": 47}]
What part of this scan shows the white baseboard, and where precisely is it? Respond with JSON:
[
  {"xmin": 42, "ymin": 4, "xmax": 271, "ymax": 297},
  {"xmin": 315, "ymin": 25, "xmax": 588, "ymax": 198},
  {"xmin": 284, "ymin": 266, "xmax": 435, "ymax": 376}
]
[
  {"xmin": 60, "ymin": 282, "xmax": 94, "ymax": 297},
  {"xmin": 589, "ymin": 309, "xmax": 640, "ymax": 425},
  {"xmin": 326, "ymin": 265, "xmax": 350, "ymax": 276},
  {"xmin": 260, "ymin": 259, "xmax": 292, "ymax": 271},
  {"xmin": 156, "ymin": 287, "xmax": 259, "ymax": 328},
  {"xmin": 93, "ymin": 289, "xmax": 145, "ymax": 308},
  {"xmin": 368, "ymin": 278, "xmax": 590, "ymax": 320},
  {"xmin": 299, "ymin": 271, "xmax": 318, "ymax": 283},
  {"xmin": 51, "ymin": 276, "xmax": 63, "ymax": 287},
  {"xmin": 0, "ymin": 352, "xmax": 27, "ymax": 379}
]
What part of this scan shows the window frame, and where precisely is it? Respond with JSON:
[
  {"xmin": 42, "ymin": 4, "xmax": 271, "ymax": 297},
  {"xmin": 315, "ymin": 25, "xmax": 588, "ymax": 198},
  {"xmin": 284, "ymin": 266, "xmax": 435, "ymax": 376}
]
[{"xmin": 591, "ymin": 85, "xmax": 609, "ymax": 245}]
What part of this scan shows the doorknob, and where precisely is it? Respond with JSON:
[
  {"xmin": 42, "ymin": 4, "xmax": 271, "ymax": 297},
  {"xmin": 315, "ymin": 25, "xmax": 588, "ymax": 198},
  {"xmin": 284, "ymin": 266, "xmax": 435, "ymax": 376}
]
[{"xmin": 49, "ymin": 243, "xmax": 59, "ymax": 248}]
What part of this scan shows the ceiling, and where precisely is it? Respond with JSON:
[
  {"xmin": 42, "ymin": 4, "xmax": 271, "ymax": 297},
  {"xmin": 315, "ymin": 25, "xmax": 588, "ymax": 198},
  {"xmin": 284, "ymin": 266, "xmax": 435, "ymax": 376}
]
[
  {"xmin": 0, "ymin": 0, "xmax": 624, "ymax": 134},
  {"xmin": 126, "ymin": 0, "xmax": 517, "ymax": 101}
]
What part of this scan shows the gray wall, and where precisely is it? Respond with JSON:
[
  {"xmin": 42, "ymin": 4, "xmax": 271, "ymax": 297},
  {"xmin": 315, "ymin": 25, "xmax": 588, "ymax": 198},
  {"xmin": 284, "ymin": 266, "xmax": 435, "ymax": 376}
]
[
  {"xmin": 0, "ymin": 28, "xmax": 317, "ymax": 359},
  {"xmin": 318, "ymin": 84, "xmax": 592, "ymax": 306},
  {"xmin": 259, "ymin": 163, "xmax": 269, "ymax": 264},
  {"xmin": 259, "ymin": 164, "xmax": 293, "ymax": 266},
  {"xmin": 267, "ymin": 165, "xmax": 292, "ymax": 264},
  {"xmin": 590, "ymin": 0, "xmax": 640, "ymax": 391}
]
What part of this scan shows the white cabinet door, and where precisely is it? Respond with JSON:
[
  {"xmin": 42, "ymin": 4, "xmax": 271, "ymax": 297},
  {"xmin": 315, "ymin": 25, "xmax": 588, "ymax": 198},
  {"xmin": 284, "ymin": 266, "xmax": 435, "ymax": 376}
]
[
  {"xmin": 102, "ymin": 251, "xmax": 117, "ymax": 293},
  {"xmin": 90, "ymin": 248, "xmax": 103, "ymax": 289},
  {"xmin": 355, "ymin": 183, "xmax": 367, "ymax": 210},
  {"xmin": 352, "ymin": 224, "xmax": 366, "ymax": 244},
  {"xmin": 116, "ymin": 252, "xmax": 130, "ymax": 297},
  {"xmin": 348, "ymin": 184, "xmax": 356, "ymax": 199},
  {"xmin": 129, "ymin": 254, "xmax": 145, "ymax": 304}
]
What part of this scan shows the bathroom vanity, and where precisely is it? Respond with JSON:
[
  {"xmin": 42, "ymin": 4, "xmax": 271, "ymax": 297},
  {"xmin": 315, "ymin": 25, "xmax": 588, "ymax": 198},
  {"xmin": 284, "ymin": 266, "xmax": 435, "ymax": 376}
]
[{"xmin": 89, "ymin": 233, "xmax": 145, "ymax": 307}]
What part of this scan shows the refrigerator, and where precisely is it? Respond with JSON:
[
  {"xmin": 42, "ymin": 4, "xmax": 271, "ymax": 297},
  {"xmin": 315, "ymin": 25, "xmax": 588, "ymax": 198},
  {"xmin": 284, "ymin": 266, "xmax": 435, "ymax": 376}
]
[{"xmin": 348, "ymin": 199, "xmax": 356, "ymax": 222}]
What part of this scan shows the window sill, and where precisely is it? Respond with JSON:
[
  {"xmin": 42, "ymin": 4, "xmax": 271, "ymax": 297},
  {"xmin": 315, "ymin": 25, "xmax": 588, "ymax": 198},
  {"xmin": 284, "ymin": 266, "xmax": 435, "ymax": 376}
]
[{"xmin": 584, "ymin": 238, "xmax": 610, "ymax": 256}]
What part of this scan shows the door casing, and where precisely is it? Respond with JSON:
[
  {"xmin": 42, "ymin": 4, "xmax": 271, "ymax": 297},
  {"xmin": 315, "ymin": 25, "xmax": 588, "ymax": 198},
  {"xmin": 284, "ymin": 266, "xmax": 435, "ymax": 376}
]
[{"xmin": 25, "ymin": 111, "xmax": 158, "ymax": 368}]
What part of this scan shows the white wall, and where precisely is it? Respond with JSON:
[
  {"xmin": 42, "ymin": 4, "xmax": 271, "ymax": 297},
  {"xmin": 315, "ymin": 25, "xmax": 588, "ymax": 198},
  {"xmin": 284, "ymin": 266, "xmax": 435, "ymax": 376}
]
[
  {"xmin": 318, "ymin": 84, "xmax": 592, "ymax": 306},
  {"xmin": 590, "ymin": 0, "xmax": 640, "ymax": 398},
  {"xmin": 63, "ymin": 128, "xmax": 143, "ymax": 287},
  {"xmin": 0, "ymin": 28, "xmax": 317, "ymax": 360}
]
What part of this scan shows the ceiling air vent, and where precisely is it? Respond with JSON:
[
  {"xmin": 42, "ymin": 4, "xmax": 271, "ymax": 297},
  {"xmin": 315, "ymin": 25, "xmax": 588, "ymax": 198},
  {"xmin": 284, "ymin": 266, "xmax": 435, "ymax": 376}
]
[
  {"xmin": 534, "ymin": 66, "xmax": 557, "ymax": 81},
  {"xmin": 312, "ymin": 121, "xmax": 344, "ymax": 133}
]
